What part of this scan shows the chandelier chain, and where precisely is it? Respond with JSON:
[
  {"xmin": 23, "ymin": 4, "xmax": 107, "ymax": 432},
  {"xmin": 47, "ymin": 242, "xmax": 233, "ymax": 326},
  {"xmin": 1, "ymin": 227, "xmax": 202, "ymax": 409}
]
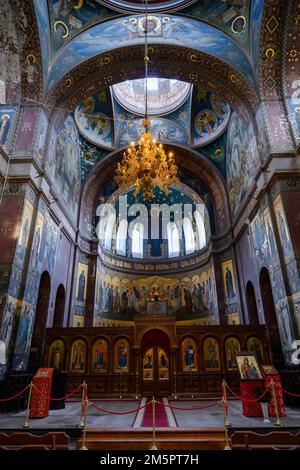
[{"xmin": 114, "ymin": 0, "xmax": 179, "ymax": 200}]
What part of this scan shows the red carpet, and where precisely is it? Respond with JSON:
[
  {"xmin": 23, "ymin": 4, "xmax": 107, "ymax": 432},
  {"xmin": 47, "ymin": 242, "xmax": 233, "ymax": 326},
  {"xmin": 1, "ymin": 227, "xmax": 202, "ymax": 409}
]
[{"xmin": 141, "ymin": 398, "xmax": 169, "ymax": 427}]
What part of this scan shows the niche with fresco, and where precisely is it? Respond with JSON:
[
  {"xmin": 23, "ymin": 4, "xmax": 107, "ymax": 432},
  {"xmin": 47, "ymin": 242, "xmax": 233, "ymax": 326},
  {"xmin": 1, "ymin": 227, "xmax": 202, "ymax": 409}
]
[{"xmin": 93, "ymin": 261, "xmax": 219, "ymax": 326}]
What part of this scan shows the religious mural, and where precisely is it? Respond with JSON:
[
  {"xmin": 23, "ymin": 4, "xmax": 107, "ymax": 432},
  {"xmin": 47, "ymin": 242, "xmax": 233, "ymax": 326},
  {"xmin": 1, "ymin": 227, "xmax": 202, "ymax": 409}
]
[
  {"xmin": 192, "ymin": 88, "xmax": 230, "ymax": 147},
  {"xmin": 246, "ymin": 336, "xmax": 263, "ymax": 364},
  {"xmin": 273, "ymin": 194, "xmax": 294, "ymax": 262},
  {"xmin": 251, "ymin": 0, "xmax": 265, "ymax": 84},
  {"xmin": 282, "ymin": 0, "xmax": 300, "ymax": 145},
  {"xmin": 45, "ymin": 0, "xmax": 116, "ymax": 53},
  {"xmin": 225, "ymin": 336, "xmax": 240, "ymax": 371},
  {"xmin": 203, "ymin": 336, "xmax": 220, "ymax": 371},
  {"xmin": 0, "ymin": 192, "xmax": 23, "ymax": 264},
  {"xmin": 47, "ymin": 14, "xmax": 254, "ymax": 89},
  {"xmin": 13, "ymin": 302, "xmax": 34, "ymax": 370},
  {"xmin": 29, "ymin": 209, "xmax": 59, "ymax": 276},
  {"xmin": 185, "ymin": 0, "xmax": 250, "ymax": 48},
  {"xmin": 113, "ymin": 100, "xmax": 189, "ymax": 148},
  {"xmin": 93, "ymin": 263, "xmax": 219, "ymax": 326},
  {"xmin": 46, "ymin": 125, "xmax": 58, "ymax": 176},
  {"xmin": 114, "ymin": 338, "xmax": 129, "ymax": 372},
  {"xmin": 70, "ymin": 339, "xmax": 86, "ymax": 372},
  {"xmin": 49, "ymin": 339, "xmax": 65, "ymax": 370},
  {"xmin": 34, "ymin": 110, "xmax": 49, "ymax": 160},
  {"xmin": 143, "ymin": 348, "xmax": 154, "ymax": 380},
  {"xmin": 76, "ymin": 263, "xmax": 88, "ymax": 304},
  {"xmin": 250, "ymin": 200, "xmax": 296, "ymax": 359},
  {"xmin": 221, "ymin": 260, "xmax": 237, "ymax": 305},
  {"xmin": 47, "ymin": 115, "xmax": 81, "ymax": 222},
  {"xmin": 75, "ymin": 91, "xmax": 113, "ymax": 149},
  {"xmin": 0, "ymin": 106, "xmax": 16, "ymax": 149},
  {"xmin": 92, "ymin": 339, "xmax": 108, "ymax": 372},
  {"xmin": 226, "ymin": 112, "xmax": 259, "ymax": 217},
  {"xmin": 181, "ymin": 337, "xmax": 197, "ymax": 372},
  {"xmin": 14, "ymin": 199, "xmax": 34, "ymax": 268},
  {"xmin": 11, "ymin": 201, "xmax": 59, "ymax": 371},
  {"xmin": 0, "ymin": 295, "xmax": 18, "ymax": 353},
  {"xmin": 158, "ymin": 348, "xmax": 169, "ymax": 380}
]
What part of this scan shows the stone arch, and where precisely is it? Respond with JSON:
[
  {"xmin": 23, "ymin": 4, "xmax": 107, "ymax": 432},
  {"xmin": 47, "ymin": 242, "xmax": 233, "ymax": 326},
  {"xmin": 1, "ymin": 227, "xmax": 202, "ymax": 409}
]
[{"xmin": 79, "ymin": 144, "xmax": 230, "ymax": 240}]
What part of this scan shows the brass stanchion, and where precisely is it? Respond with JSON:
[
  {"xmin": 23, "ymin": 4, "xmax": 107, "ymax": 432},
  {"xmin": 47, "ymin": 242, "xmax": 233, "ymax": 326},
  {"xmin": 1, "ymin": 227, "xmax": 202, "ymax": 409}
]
[
  {"xmin": 77, "ymin": 381, "xmax": 86, "ymax": 428},
  {"xmin": 135, "ymin": 355, "xmax": 139, "ymax": 400},
  {"xmin": 190, "ymin": 366, "xmax": 194, "ymax": 399},
  {"xmin": 79, "ymin": 399, "xmax": 89, "ymax": 451},
  {"xmin": 222, "ymin": 398, "xmax": 231, "ymax": 451},
  {"xmin": 271, "ymin": 379, "xmax": 282, "ymax": 426},
  {"xmin": 173, "ymin": 371, "xmax": 178, "ymax": 400},
  {"xmin": 119, "ymin": 371, "xmax": 122, "ymax": 399},
  {"xmin": 150, "ymin": 396, "xmax": 157, "ymax": 450},
  {"xmin": 222, "ymin": 379, "xmax": 232, "ymax": 427},
  {"xmin": 22, "ymin": 382, "xmax": 33, "ymax": 429}
]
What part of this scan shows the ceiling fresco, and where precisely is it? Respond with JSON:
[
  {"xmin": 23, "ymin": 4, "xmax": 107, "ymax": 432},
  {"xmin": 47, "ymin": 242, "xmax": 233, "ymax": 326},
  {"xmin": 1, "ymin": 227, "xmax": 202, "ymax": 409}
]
[
  {"xmin": 191, "ymin": 87, "xmax": 230, "ymax": 147},
  {"xmin": 112, "ymin": 98, "xmax": 190, "ymax": 147},
  {"xmin": 182, "ymin": 0, "xmax": 251, "ymax": 50},
  {"xmin": 97, "ymin": 0, "xmax": 198, "ymax": 12},
  {"xmin": 75, "ymin": 89, "xmax": 114, "ymax": 149},
  {"xmin": 33, "ymin": 7, "xmax": 255, "ymax": 89}
]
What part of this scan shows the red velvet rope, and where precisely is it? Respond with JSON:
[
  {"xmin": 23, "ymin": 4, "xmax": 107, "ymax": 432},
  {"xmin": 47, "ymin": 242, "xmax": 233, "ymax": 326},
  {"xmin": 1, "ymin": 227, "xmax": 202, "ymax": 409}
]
[
  {"xmin": 32, "ymin": 383, "xmax": 83, "ymax": 401},
  {"xmin": 0, "ymin": 385, "xmax": 29, "ymax": 402},
  {"xmin": 157, "ymin": 401, "xmax": 219, "ymax": 411},
  {"xmin": 89, "ymin": 401, "xmax": 149, "ymax": 415},
  {"xmin": 225, "ymin": 382, "xmax": 272, "ymax": 403},
  {"xmin": 282, "ymin": 388, "xmax": 300, "ymax": 398}
]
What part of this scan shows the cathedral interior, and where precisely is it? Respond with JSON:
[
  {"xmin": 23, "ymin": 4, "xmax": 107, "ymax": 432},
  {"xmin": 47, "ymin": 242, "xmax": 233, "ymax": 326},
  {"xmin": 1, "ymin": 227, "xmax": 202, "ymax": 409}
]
[{"xmin": 0, "ymin": 0, "xmax": 300, "ymax": 452}]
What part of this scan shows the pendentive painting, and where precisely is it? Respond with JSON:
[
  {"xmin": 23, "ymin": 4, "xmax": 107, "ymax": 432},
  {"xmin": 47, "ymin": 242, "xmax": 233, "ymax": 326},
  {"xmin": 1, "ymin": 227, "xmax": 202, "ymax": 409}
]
[
  {"xmin": 70, "ymin": 339, "xmax": 86, "ymax": 372},
  {"xmin": 203, "ymin": 337, "xmax": 221, "ymax": 371},
  {"xmin": 225, "ymin": 337, "xmax": 241, "ymax": 371},
  {"xmin": 49, "ymin": 339, "xmax": 65, "ymax": 370},
  {"xmin": 92, "ymin": 339, "xmax": 108, "ymax": 372},
  {"xmin": 181, "ymin": 337, "xmax": 198, "ymax": 372},
  {"xmin": 114, "ymin": 338, "xmax": 129, "ymax": 372}
]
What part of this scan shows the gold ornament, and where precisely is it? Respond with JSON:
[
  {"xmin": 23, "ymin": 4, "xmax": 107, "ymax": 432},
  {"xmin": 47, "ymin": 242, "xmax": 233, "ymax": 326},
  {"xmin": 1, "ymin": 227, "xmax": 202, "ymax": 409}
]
[{"xmin": 115, "ymin": 120, "xmax": 179, "ymax": 201}]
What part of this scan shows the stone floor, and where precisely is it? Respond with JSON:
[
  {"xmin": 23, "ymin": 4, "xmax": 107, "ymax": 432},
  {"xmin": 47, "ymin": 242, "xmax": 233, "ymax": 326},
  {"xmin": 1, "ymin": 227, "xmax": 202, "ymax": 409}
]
[
  {"xmin": 0, "ymin": 398, "xmax": 300, "ymax": 431},
  {"xmin": 169, "ymin": 399, "xmax": 300, "ymax": 429}
]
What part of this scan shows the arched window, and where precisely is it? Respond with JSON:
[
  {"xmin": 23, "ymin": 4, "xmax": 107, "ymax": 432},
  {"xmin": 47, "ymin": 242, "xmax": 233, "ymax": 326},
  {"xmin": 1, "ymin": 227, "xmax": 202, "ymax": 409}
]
[
  {"xmin": 104, "ymin": 213, "xmax": 116, "ymax": 251},
  {"xmin": 194, "ymin": 210, "xmax": 206, "ymax": 250},
  {"xmin": 183, "ymin": 217, "xmax": 195, "ymax": 255},
  {"xmin": 167, "ymin": 222, "xmax": 180, "ymax": 258},
  {"xmin": 116, "ymin": 219, "xmax": 128, "ymax": 256},
  {"xmin": 132, "ymin": 223, "xmax": 144, "ymax": 258}
]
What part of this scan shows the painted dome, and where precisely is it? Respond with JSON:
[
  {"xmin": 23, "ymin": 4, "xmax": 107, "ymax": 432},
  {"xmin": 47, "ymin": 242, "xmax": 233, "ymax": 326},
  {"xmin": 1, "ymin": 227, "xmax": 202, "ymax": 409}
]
[{"xmin": 112, "ymin": 78, "xmax": 191, "ymax": 116}]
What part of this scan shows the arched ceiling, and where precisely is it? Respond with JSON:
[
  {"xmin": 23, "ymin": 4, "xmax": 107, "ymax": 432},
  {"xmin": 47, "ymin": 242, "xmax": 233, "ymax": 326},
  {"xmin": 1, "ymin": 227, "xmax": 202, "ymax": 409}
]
[
  {"xmin": 30, "ymin": 1, "xmax": 266, "ymax": 92},
  {"xmin": 48, "ymin": 44, "xmax": 259, "ymax": 117},
  {"xmin": 79, "ymin": 144, "xmax": 230, "ymax": 239}
]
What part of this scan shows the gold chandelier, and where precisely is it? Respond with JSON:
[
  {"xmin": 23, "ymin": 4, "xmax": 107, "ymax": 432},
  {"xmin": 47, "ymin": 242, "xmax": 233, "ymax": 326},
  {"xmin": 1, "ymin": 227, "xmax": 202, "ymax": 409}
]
[{"xmin": 115, "ymin": 2, "xmax": 179, "ymax": 200}]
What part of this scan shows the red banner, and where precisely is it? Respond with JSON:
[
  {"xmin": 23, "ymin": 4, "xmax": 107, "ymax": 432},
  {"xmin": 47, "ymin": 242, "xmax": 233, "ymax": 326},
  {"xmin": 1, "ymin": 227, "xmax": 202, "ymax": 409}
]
[{"xmin": 29, "ymin": 368, "xmax": 54, "ymax": 418}]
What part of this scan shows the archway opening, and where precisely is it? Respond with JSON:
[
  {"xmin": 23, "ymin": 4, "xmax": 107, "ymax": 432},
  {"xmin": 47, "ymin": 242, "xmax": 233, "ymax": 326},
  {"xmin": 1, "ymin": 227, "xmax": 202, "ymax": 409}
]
[
  {"xmin": 259, "ymin": 267, "xmax": 284, "ymax": 368},
  {"xmin": 28, "ymin": 271, "xmax": 51, "ymax": 372},
  {"xmin": 53, "ymin": 284, "xmax": 66, "ymax": 328},
  {"xmin": 246, "ymin": 281, "xmax": 259, "ymax": 325},
  {"xmin": 141, "ymin": 329, "xmax": 171, "ymax": 396}
]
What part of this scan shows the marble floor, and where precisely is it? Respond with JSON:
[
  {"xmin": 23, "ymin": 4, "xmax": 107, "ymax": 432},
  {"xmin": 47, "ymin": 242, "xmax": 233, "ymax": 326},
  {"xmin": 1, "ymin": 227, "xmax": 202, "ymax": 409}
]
[{"xmin": 0, "ymin": 398, "xmax": 300, "ymax": 430}]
